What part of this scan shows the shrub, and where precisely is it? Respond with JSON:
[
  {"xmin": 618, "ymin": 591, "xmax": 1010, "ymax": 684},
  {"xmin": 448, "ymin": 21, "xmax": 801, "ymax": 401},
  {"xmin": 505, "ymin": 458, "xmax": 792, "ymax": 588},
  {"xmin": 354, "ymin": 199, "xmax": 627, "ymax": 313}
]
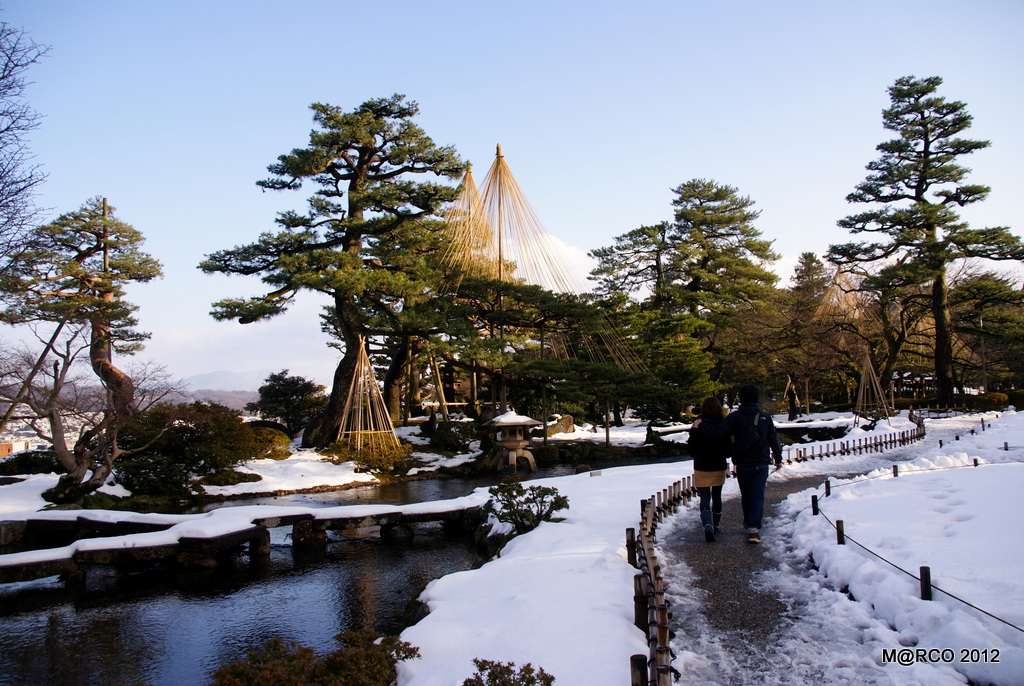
[
  {"xmin": 428, "ymin": 421, "xmax": 480, "ymax": 452},
  {"xmin": 115, "ymin": 401, "xmax": 261, "ymax": 497},
  {"xmin": 200, "ymin": 469, "xmax": 263, "ymax": 487},
  {"xmin": 210, "ymin": 629, "xmax": 419, "ymax": 686},
  {"xmin": 251, "ymin": 426, "xmax": 293, "ymax": 460},
  {"xmin": 463, "ymin": 659, "xmax": 555, "ymax": 686},
  {"xmin": 483, "ymin": 476, "xmax": 569, "ymax": 537},
  {"xmin": 962, "ymin": 392, "xmax": 1009, "ymax": 412},
  {"xmin": 1006, "ymin": 389, "xmax": 1024, "ymax": 410},
  {"xmin": 321, "ymin": 438, "xmax": 413, "ymax": 473},
  {"xmin": 0, "ymin": 449, "xmax": 64, "ymax": 476},
  {"xmin": 114, "ymin": 453, "xmax": 198, "ymax": 498},
  {"xmin": 558, "ymin": 441, "xmax": 596, "ymax": 464},
  {"xmin": 530, "ymin": 444, "xmax": 559, "ymax": 467}
]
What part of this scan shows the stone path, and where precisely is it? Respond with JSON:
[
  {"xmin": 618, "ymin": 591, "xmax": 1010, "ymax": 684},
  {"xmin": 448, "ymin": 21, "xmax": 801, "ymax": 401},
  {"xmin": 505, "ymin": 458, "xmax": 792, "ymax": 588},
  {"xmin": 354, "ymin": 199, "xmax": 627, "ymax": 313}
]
[{"xmin": 657, "ymin": 473, "xmax": 850, "ymax": 684}]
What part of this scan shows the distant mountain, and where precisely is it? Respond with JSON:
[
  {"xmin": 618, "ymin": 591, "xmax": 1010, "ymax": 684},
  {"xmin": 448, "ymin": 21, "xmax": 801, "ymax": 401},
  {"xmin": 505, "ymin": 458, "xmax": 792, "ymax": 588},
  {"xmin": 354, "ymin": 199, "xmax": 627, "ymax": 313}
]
[
  {"xmin": 186, "ymin": 389, "xmax": 258, "ymax": 411},
  {"xmin": 182, "ymin": 370, "xmax": 270, "ymax": 392}
]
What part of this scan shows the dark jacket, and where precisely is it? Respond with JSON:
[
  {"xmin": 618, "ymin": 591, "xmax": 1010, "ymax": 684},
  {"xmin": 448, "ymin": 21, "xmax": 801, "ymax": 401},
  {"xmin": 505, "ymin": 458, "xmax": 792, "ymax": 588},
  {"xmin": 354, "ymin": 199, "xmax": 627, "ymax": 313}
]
[
  {"xmin": 687, "ymin": 417, "xmax": 731, "ymax": 472},
  {"xmin": 699, "ymin": 403, "xmax": 783, "ymax": 467}
]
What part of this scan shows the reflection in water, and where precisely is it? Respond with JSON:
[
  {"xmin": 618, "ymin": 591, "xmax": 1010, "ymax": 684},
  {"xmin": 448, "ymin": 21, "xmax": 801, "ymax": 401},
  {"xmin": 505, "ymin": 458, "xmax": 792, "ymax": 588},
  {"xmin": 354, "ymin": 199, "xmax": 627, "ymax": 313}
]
[
  {"xmin": 1, "ymin": 457, "xmax": 685, "ymax": 685},
  {"xmin": 0, "ymin": 524, "xmax": 481, "ymax": 686}
]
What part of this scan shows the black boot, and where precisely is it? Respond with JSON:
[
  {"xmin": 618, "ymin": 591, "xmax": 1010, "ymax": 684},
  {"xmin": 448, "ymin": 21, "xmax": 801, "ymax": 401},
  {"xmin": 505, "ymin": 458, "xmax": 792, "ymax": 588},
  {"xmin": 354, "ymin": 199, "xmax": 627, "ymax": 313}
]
[{"xmin": 701, "ymin": 511, "xmax": 716, "ymax": 543}]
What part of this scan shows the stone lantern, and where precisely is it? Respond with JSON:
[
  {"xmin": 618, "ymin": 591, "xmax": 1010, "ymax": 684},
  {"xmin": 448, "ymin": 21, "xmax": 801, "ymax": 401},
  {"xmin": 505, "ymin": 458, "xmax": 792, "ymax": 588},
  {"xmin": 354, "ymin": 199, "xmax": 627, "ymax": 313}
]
[{"xmin": 483, "ymin": 410, "xmax": 543, "ymax": 472}]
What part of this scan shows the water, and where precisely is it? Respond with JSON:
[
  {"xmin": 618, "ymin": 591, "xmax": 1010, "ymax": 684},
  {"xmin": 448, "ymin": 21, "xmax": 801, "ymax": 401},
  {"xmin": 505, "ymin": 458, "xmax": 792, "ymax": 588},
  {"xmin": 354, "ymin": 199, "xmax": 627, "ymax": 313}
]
[
  {"xmin": 0, "ymin": 480, "xmax": 489, "ymax": 686},
  {"xmin": 0, "ymin": 458, "xmax": 685, "ymax": 685}
]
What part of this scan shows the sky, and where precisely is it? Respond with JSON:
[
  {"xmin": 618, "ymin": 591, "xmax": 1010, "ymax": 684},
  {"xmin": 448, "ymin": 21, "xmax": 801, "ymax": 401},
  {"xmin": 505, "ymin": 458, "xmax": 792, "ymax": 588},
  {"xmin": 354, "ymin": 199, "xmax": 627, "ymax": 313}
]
[{"xmin": 3, "ymin": 1, "xmax": 1023, "ymax": 387}]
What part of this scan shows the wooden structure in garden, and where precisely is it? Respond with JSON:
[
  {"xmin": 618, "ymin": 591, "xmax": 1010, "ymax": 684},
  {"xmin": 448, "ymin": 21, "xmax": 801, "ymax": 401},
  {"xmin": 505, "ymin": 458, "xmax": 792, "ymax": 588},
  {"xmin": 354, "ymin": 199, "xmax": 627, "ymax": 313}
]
[
  {"xmin": 439, "ymin": 145, "xmax": 643, "ymax": 414},
  {"xmin": 854, "ymin": 353, "xmax": 893, "ymax": 427},
  {"xmin": 334, "ymin": 336, "xmax": 402, "ymax": 453}
]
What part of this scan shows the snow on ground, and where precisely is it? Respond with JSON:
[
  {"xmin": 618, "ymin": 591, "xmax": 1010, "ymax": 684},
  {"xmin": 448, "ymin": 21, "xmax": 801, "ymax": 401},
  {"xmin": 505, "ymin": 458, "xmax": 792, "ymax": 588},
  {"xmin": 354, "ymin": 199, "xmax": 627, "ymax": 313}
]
[
  {"xmin": 3, "ymin": 410, "xmax": 1024, "ymax": 685},
  {"xmin": 397, "ymin": 462, "xmax": 694, "ymax": 686},
  {"xmin": 203, "ymin": 449, "xmax": 379, "ymax": 495},
  {"xmin": 659, "ymin": 410, "xmax": 1024, "ymax": 686}
]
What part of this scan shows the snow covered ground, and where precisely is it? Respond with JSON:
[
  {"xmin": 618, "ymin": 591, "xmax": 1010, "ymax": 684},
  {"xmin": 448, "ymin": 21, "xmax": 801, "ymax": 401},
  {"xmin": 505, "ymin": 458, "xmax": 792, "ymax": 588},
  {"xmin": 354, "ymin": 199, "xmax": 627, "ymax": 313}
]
[
  {"xmin": 2, "ymin": 411, "xmax": 1023, "ymax": 685},
  {"xmin": 661, "ymin": 411, "xmax": 1024, "ymax": 686}
]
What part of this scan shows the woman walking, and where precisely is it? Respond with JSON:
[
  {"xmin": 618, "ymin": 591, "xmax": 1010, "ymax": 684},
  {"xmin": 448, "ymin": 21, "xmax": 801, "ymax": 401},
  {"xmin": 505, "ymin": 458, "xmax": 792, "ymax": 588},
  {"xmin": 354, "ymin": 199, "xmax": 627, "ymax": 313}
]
[{"xmin": 688, "ymin": 397, "xmax": 731, "ymax": 542}]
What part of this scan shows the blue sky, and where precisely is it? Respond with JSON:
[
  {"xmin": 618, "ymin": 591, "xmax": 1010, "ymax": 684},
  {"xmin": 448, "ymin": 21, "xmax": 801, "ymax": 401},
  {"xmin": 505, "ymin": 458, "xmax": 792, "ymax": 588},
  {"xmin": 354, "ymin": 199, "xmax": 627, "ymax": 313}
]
[{"xmin": 4, "ymin": 1, "xmax": 1023, "ymax": 387}]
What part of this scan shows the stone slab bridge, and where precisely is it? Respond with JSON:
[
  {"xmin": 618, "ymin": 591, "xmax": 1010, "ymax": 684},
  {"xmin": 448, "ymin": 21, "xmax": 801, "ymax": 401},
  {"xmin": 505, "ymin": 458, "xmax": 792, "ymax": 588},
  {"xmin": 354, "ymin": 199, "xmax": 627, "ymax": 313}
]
[{"xmin": 0, "ymin": 494, "xmax": 487, "ymax": 585}]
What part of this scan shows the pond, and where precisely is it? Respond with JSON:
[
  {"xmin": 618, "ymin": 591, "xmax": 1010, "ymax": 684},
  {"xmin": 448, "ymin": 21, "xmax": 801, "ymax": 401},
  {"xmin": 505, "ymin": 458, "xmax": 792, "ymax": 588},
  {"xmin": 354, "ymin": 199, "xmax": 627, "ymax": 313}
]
[{"xmin": 0, "ymin": 457, "xmax": 686, "ymax": 685}]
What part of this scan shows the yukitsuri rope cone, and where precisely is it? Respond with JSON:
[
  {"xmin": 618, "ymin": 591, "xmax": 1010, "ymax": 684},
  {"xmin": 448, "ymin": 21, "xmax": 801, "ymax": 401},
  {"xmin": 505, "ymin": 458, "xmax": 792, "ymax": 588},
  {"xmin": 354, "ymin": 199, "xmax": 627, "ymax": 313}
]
[
  {"xmin": 334, "ymin": 336, "xmax": 402, "ymax": 453},
  {"xmin": 854, "ymin": 352, "xmax": 894, "ymax": 427},
  {"xmin": 442, "ymin": 145, "xmax": 644, "ymax": 373}
]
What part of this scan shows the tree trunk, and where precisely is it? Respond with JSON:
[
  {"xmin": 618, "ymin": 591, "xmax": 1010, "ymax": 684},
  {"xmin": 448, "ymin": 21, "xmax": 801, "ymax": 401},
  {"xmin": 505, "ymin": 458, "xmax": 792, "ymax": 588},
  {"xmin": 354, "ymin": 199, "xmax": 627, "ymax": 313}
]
[
  {"xmin": 382, "ymin": 336, "xmax": 410, "ymax": 421},
  {"xmin": 302, "ymin": 294, "xmax": 365, "ymax": 448},
  {"xmin": 932, "ymin": 267, "xmax": 957, "ymax": 406}
]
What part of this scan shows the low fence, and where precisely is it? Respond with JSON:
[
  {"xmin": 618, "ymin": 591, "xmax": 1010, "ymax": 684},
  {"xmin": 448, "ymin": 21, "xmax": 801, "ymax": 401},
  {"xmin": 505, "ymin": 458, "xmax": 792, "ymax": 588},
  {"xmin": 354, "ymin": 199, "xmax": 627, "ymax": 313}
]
[
  {"xmin": 626, "ymin": 478, "xmax": 692, "ymax": 686},
  {"xmin": 784, "ymin": 413, "xmax": 928, "ymax": 463},
  {"xmin": 622, "ymin": 410, "xmax": 955, "ymax": 683},
  {"xmin": 809, "ymin": 459, "xmax": 1024, "ymax": 638}
]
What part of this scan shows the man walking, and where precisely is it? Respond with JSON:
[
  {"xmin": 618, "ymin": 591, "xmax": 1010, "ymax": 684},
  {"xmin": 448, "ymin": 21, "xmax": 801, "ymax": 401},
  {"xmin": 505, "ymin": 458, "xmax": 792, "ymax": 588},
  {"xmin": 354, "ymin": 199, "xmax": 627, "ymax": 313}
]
[{"xmin": 694, "ymin": 384, "xmax": 783, "ymax": 544}]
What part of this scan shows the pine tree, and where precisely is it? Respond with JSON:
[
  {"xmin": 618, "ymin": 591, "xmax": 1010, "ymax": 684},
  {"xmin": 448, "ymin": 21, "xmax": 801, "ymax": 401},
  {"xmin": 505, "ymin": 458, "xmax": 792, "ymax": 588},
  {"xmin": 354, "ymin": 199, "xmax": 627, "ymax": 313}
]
[
  {"xmin": 829, "ymin": 76, "xmax": 1024, "ymax": 405},
  {"xmin": 0, "ymin": 197, "xmax": 165, "ymax": 502},
  {"xmin": 200, "ymin": 95, "xmax": 464, "ymax": 448}
]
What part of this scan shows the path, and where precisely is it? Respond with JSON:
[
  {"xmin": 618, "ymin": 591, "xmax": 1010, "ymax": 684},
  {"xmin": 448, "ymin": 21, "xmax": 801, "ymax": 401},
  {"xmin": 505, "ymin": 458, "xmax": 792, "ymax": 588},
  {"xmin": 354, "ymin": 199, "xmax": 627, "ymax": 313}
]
[{"xmin": 658, "ymin": 471, "xmax": 901, "ymax": 685}]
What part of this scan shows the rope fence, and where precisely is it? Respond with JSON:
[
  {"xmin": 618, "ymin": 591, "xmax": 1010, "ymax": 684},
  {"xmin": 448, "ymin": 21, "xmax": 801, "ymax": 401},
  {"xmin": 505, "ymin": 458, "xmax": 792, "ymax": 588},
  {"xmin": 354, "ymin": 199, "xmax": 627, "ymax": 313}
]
[
  {"xmin": 810, "ymin": 458, "xmax": 1024, "ymax": 637},
  {"xmin": 625, "ymin": 409, "xmax": 1015, "ymax": 683}
]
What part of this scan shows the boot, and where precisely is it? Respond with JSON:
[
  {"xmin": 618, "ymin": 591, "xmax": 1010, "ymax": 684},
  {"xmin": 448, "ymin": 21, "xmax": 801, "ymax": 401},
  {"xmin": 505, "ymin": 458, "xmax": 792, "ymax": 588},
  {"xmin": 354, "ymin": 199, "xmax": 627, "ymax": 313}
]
[
  {"xmin": 701, "ymin": 511, "xmax": 715, "ymax": 543},
  {"xmin": 712, "ymin": 512, "xmax": 722, "ymax": 534}
]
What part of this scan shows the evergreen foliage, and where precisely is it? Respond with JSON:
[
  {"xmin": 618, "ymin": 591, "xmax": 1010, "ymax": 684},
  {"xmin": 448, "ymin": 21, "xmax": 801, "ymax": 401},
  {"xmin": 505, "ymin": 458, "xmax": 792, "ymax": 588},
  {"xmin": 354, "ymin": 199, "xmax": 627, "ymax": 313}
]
[
  {"xmin": 116, "ymin": 401, "xmax": 260, "ymax": 495},
  {"xmin": 200, "ymin": 95, "xmax": 464, "ymax": 448},
  {"xmin": 462, "ymin": 659, "xmax": 556, "ymax": 686},
  {"xmin": 828, "ymin": 76, "xmax": 1024, "ymax": 405},
  {"xmin": 209, "ymin": 629, "xmax": 419, "ymax": 686},
  {"xmin": 0, "ymin": 197, "xmax": 164, "ymax": 502},
  {"xmin": 245, "ymin": 369, "xmax": 328, "ymax": 435},
  {"xmin": 483, "ymin": 476, "xmax": 569, "ymax": 537}
]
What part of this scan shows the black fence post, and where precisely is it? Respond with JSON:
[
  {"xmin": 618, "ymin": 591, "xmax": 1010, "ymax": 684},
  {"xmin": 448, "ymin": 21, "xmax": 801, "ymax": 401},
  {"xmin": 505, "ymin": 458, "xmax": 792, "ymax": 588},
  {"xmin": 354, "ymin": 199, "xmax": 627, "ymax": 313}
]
[{"xmin": 920, "ymin": 566, "xmax": 932, "ymax": 601}]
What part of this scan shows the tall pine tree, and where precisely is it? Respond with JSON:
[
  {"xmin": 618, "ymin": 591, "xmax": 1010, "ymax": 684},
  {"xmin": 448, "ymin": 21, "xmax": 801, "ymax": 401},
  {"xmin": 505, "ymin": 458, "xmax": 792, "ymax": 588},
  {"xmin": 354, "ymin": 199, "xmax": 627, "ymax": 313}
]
[
  {"xmin": 829, "ymin": 76, "xmax": 1024, "ymax": 405},
  {"xmin": 200, "ymin": 95, "xmax": 463, "ymax": 447}
]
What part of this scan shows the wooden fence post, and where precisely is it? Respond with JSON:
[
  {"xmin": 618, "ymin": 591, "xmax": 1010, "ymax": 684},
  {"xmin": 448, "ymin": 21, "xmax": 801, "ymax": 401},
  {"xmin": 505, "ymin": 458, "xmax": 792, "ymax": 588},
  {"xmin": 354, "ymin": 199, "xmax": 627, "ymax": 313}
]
[
  {"xmin": 629, "ymin": 654, "xmax": 647, "ymax": 686},
  {"xmin": 920, "ymin": 566, "xmax": 932, "ymax": 601},
  {"xmin": 836, "ymin": 520, "xmax": 845, "ymax": 545}
]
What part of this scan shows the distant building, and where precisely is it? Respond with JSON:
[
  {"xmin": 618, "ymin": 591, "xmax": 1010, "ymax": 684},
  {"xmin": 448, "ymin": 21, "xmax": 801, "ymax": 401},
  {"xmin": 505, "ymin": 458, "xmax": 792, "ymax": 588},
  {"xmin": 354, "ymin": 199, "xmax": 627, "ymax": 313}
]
[{"xmin": 0, "ymin": 441, "xmax": 31, "ymax": 458}]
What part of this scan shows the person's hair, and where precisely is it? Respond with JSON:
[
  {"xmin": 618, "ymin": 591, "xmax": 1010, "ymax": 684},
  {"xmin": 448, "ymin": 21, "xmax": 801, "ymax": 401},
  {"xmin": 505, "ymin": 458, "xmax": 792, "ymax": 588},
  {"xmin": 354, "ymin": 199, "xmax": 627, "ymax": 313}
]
[
  {"xmin": 738, "ymin": 384, "xmax": 759, "ymax": 404},
  {"xmin": 700, "ymin": 397, "xmax": 725, "ymax": 420}
]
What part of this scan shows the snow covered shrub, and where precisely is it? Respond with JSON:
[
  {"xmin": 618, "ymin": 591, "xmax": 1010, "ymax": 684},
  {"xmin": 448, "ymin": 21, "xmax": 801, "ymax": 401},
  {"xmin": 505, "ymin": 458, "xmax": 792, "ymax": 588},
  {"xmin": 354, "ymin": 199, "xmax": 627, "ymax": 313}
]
[
  {"xmin": 0, "ymin": 449, "xmax": 64, "ymax": 476},
  {"xmin": 483, "ymin": 476, "xmax": 569, "ymax": 536},
  {"xmin": 210, "ymin": 628, "xmax": 419, "ymax": 686},
  {"xmin": 462, "ymin": 659, "xmax": 555, "ymax": 686}
]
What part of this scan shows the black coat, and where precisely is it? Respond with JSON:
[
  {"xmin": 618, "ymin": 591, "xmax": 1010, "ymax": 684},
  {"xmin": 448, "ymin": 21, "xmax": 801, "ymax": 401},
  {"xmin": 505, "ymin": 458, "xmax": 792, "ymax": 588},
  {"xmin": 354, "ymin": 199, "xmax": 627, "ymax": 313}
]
[
  {"xmin": 700, "ymin": 403, "xmax": 783, "ymax": 467},
  {"xmin": 688, "ymin": 417, "xmax": 731, "ymax": 472}
]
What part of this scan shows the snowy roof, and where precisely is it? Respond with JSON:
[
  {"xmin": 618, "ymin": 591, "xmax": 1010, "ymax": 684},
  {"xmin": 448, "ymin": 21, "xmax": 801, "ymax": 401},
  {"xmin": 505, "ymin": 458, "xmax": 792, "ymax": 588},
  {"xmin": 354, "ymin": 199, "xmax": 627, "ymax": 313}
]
[{"xmin": 482, "ymin": 410, "xmax": 543, "ymax": 427}]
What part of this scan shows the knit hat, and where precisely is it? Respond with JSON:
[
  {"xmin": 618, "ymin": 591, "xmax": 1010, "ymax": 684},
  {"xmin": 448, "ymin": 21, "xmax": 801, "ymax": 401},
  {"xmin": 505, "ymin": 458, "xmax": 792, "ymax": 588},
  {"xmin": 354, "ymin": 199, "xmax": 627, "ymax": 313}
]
[{"xmin": 738, "ymin": 384, "xmax": 759, "ymax": 404}]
